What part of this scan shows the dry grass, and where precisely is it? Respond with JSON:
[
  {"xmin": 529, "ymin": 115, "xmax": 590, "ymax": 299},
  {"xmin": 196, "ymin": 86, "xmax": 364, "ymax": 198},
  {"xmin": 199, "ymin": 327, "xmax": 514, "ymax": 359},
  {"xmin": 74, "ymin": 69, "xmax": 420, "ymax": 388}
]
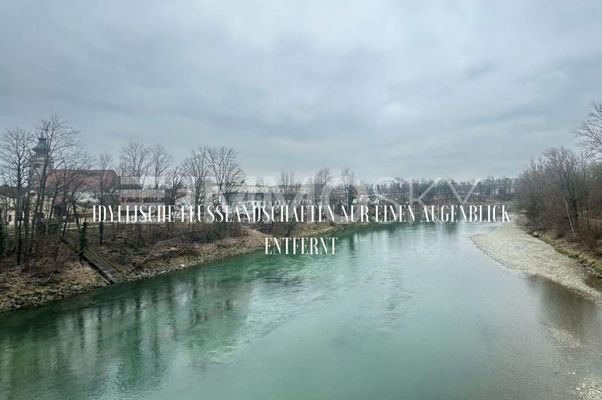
[{"xmin": 0, "ymin": 260, "xmax": 106, "ymax": 312}]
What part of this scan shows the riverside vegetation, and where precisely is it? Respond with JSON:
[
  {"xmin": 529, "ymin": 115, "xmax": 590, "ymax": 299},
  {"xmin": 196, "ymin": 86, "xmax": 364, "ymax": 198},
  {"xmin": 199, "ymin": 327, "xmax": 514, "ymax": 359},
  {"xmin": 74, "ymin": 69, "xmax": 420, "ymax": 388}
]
[
  {"xmin": 2, "ymin": 103, "xmax": 602, "ymax": 312},
  {"xmin": 515, "ymin": 102, "xmax": 602, "ymax": 274},
  {"xmin": 0, "ymin": 115, "xmax": 344, "ymax": 311}
]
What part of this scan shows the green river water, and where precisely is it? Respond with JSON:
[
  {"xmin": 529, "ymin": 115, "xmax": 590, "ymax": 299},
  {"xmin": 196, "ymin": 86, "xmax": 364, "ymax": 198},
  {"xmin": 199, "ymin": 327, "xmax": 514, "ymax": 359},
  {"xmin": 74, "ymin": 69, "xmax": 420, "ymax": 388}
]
[{"xmin": 1, "ymin": 223, "xmax": 601, "ymax": 399}]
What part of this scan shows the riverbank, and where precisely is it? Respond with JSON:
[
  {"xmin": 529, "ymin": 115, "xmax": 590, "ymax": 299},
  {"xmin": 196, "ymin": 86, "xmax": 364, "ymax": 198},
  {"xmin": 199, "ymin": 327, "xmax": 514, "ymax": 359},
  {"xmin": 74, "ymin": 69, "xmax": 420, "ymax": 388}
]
[
  {"xmin": 0, "ymin": 261, "xmax": 106, "ymax": 312},
  {"xmin": 120, "ymin": 223, "xmax": 345, "ymax": 279},
  {"xmin": 472, "ymin": 220, "xmax": 602, "ymax": 305},
  {"xmin": 0, "ymin": 222, "xmax": 347, "ymax": 313}
]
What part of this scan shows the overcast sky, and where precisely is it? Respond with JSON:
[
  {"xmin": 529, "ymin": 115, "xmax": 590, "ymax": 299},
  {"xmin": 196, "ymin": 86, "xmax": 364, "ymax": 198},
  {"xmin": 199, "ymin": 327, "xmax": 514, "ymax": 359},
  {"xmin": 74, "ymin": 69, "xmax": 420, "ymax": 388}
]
[{"xmin": 1, "ymin": 0, "xmax": 601, "ymax": 181}]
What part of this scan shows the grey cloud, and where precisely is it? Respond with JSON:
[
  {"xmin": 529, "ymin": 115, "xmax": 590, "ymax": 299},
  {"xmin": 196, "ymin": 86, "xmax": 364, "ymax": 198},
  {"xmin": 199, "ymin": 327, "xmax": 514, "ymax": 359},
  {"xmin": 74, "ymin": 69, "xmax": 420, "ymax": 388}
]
[{"xmin": 1, "ymin": 0, "xmax": 601, "ymax": 181}]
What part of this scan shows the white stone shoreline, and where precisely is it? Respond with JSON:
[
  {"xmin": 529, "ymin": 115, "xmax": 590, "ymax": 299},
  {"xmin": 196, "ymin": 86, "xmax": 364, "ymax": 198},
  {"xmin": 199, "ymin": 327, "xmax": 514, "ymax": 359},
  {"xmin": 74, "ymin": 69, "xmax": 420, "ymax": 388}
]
[{"xmin": 472, "ymin": 220, "xmax": 602, "ymax": 305}]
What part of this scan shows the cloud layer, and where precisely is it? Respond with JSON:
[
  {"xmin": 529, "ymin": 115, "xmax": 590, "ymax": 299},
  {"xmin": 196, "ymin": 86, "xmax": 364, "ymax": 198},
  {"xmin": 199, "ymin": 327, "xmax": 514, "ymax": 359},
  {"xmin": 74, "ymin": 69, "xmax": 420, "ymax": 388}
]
[{"xmin": 1, "ymin": 0, "xmax": 601, "ymax": 180}]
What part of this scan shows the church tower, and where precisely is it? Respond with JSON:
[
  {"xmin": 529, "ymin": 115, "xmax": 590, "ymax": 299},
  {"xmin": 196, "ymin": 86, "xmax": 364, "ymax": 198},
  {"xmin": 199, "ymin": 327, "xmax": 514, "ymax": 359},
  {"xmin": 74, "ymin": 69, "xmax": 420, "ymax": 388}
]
[
  {"xmin": 32, "ymin": 136, "xmax": 51, "ymax": 172},
  {"xmin": 31, "ymin": 136, "xmax": 53, "ymax": 190}
]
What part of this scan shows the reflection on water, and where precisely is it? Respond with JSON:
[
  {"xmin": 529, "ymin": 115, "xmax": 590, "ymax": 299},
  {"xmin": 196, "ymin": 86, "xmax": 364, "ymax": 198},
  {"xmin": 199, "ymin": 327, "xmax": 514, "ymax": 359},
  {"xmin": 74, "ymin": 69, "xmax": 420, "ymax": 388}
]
[
  {"xmin": 0, "ymin": 223, "xmax": 601, "ymax": 400},
  {"xmin": 0, "ymin": 269, "xmax": 254, "ymax": 399}
]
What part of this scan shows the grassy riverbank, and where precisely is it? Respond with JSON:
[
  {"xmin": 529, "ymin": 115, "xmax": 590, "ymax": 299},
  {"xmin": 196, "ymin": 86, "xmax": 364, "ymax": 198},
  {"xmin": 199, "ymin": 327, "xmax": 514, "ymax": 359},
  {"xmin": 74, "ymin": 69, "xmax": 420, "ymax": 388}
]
[{"xmin": 0, "ymin": 222, "xmax": 347, "ymax": 313}]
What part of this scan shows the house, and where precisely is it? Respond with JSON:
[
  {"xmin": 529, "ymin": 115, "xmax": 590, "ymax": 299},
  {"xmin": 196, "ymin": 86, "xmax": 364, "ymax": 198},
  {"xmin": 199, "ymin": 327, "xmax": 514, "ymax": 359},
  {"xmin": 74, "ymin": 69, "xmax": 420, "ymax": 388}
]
[
  {"xmin": 0, "ymin": 185, "xmax": 18, "ymax": 226},
  {"xmin": 46, "ymin": 169, "xmax": 119, "ymax": 218},
  {"xmin": 216, "ymin": 184, "xmax": 312, "ymax": 211}
]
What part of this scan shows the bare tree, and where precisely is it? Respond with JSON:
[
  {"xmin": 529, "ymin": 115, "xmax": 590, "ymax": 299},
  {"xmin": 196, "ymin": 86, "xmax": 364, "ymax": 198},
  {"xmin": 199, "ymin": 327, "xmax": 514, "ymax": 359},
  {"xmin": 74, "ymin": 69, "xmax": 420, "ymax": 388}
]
[
  {"xmin": 207, "ymin": 146, "xmax": 245, "ymax": 204},
  {"xmin": 544, "ymin": 147, "xmax": 584, "ymax": 236},
  {"xmin": 54, "ymin": 150, "xmax": 94, "ymax": 236},
  {"xmin": 313, "ymin": 168, "xmax": 332, "ymax": 205},
  {"xmin": 29, "ymin": 115, "xmax": 80, "ymax": 257},
  {"xmin": 149, "ymin": 144, "xmax": 172, "ymax": 189},
  {"xmin": 119, "ymin": 142, "xmax": 149, "ymax": 186},
  {"xmin": 576, "ymin": 102, "xmax": 602, "ymax": 160},
  {"xmin": 517, "ymin": 147, "xmax": 592, "ymax": 239},
  {"xmin": 165, "ymin": 166, "xmax": 184, "ymax": 206},
  {"xmin": 97, "ymin": 152, "xmax": 117, "ymax": 245},
  {"xmin": 279, "ymin": 171, "xmax": 300, "ymax": 205},
  {"xmin": 341, "ymin": 168, "xmax": 355, "ymax": 207},
  {"xmin": 0, "ymin": 128, "xmax": 35, "ymax": 263},
  {"xmin": 516, "ymin": 159, "xmax": 546, "ymax": 224},
  {"xmin": 46, "ymin": 148, "xmax": 92, "ymax": 237},
  {"xmin": 182, "ymin": 147, "xmax": 210, "ymax": 209}
]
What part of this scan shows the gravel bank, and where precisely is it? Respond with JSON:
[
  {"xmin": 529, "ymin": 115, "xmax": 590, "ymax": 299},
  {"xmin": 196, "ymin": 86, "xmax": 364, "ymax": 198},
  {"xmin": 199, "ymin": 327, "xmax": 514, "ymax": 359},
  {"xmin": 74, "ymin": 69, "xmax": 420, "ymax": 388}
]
[{"xmin": 472, "ymin": 221, "xmax": 602, "ymax": 305}]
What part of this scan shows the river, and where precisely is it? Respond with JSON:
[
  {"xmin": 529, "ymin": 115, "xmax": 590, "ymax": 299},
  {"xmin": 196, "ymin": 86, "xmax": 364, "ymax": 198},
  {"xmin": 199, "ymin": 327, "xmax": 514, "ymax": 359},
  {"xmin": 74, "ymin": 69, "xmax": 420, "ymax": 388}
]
[{"xmin": 1, "ymin": 223, "xmax": 601, "ymax": 399}]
